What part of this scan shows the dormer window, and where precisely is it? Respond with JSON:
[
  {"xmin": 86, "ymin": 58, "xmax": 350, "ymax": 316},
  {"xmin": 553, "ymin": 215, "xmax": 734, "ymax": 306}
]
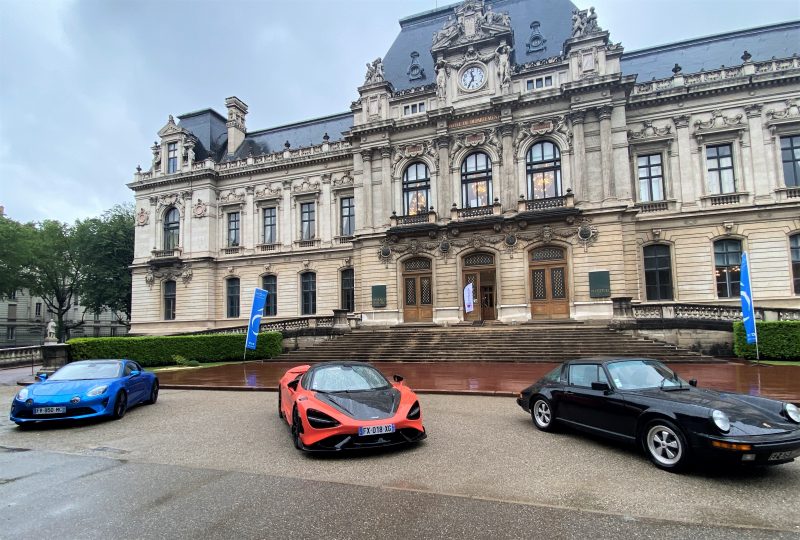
[
  {"xmin": 167, "ymin": 142, "xmax": 178, "ymax": 173},
  {"xmin": 526, "ymin": 75, "xmax": 554, "ymax": 91},
  {"xmin": 403, "ymin": 102, "xmax": 426, "ymax": 116}
]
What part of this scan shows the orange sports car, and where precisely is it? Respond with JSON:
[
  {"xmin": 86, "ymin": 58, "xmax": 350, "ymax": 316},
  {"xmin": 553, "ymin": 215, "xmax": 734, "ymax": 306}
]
[{"xmin": 278, "ymin": 361, "xmax": 427, "ymax": 452}]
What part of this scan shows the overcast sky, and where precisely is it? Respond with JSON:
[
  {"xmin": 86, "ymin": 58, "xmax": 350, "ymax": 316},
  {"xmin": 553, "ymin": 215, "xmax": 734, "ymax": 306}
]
[{"xmin": 1, "ymin": 0, "xmax": 798, "ymax": 224}]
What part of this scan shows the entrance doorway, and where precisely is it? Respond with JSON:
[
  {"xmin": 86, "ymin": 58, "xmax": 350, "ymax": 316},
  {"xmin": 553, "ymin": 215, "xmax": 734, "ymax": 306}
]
[
  {"xmin": 402, "ymin": 257, "xmax": 433, "ymax": 323},
  {"xmin": 529, "ymin": 246, "xmax": 570, "ymax": 319},
  {"xmin": 462, "ymin": 252, "xmax": 497, "ymax": 322}
]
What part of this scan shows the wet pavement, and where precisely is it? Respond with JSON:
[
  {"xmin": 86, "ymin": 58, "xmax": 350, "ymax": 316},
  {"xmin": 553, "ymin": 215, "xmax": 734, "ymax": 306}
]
[{"xmin": 155, "ymin": 360, "xmax": 800, "ymax": 404}]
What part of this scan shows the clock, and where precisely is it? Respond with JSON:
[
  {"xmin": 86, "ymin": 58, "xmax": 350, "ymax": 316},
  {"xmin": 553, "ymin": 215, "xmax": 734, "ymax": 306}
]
[{"xmin": 460, "ymin": 65, "xmax": 486, "ymax": 91}]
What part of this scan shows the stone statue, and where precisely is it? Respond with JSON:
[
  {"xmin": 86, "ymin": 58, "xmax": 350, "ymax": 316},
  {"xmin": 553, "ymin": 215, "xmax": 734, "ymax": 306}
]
[
  {"xmin": 45, "ymin": 319, "xmax": 57, "ymax": 343},
  {"xmin": 364, "ymin": 57, "xmax": 385, "ymax": 84},
  {"xmin": 434, "ymin": 15, "xmax": 458, "ymax": 43},
  {"xmin": 585, "ymin": 7, "xmax": 599, "ymax": 33},
  {"xmin": 435, "ymin": 57, "xmax": 449, "ymax": 100},
  {"xmin": 571, "ymin": 9, "xmax": 585, "ymax": 38},
  {"xmin": 495, "ymin": 43, "xmax": 513, "ymax": 85}
]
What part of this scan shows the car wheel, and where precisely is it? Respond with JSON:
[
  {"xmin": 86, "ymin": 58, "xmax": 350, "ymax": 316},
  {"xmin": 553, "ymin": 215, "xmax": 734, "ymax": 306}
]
[
  {"xmin": 112, "ymin": 391, "xmax": 127, "ymax": 420},
  {"xmin": 531, "ymin": 396, "xmax": 556, "ymax": 432},
  {"xmin": 291, "ymin": 407, "xmax": 303, "ymax": 450},
  {"xmin": 147, "ymin": 380, "xmax": 159, "ymax": 404},
  {"xmin": 642, "ymin": 419, "xmax": 689, "ymax": 472},
  {"xmin": 277, "ymin": 389, "xmax": 284, "ymax": 419}
]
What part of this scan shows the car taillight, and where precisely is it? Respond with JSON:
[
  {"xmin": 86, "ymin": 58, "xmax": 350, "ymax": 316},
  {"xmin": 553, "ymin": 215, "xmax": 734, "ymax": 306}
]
[
  {"xmin": 306, "ymin": 409, "xmax": 340, "ymax": 429},
  {"xmin": 407, "ymin": 401, "xmax": 421, "ymax": 420}
]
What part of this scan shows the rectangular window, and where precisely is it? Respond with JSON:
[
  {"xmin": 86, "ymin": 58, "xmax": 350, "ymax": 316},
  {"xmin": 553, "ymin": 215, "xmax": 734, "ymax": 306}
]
[
  {"xmin": 93, "ymin": 326, "xmax": 101, "ymax": 338},
  {"xmin": 781, "ymin": 135, "xmax": 800, "ymax": 187},
  {"xmin": 535, "ymin": 78, "xmax": 543, "ymax": 89},
  {"xmin": 9, "ymin": 290, "xmax": 16, "ymax": 300},
  {"xmin": 7, "ymin": 304, "xmax": 16, "ymax": 321},
  {"xmin": 227, "ymin": 212, "xmax": 240, "ymax": 247},
  {"xmin": 110, "ymin": 327, "xmax": 117, "ymax": 337},
  {"xmin": 341, "ymin": 268, "xmax": 355, "ymax": 312},
  {"xmin": 544, "ymin": 75, "xmax": 553, "ymax": 87},
  {"xmin": 262, "ymin": 275, "xmax": 277, "ymax": 317},
  {"xmin": 164, "ymin": 281, "xmax": 176, "ymax": 321},
  {"xmin": 340, "ymin": 197, "xmax": 355, "ymax": 237},
  {"xmin": 35, "ymin": 303, "xmax": 42, "ymax": 318},
  {"xmin": 527, "ymin": 76, "xmax": 555, "ymax": 92},
  {"xmin": 301, "ymin": 273, "xmax": 316, "ymax": 315},
  {"xmin": 526, "ymin": 80, "xmax": 533, "ymax": 91},
  {"xmin": 715, "ymin": 240, "xmax": 742, "ymax": 298},
  {"xmin": 300, "ymin": 202, "xmax": 315, "ymax": 241},
  {"xmin": 262, "ymin": 207, "xmax": 277, "ymax": 244},
  {"xmin": 791, "ymin": 235, "xmax": 800, "ymax": 295},
  {"xmin": 643, "ymin": 245, "xmax": 673, "ymax": 301},
  {"xmin": 403, "ymin": 102, "xmax": 425, "ymax": 116},
  {"xmin": 637, "ymin": 154, "xmax": 665, "ymax": 202},
  {"xmin": 94, "ymin": 311, "xmax": 100, "ymax": 322},
  {"xmin": 226, "ymin": 278, "xmax": 240, "ymax": 318},
  {"xmin": 706, "ymin": 144, "xmax": 735, "ymax": 194},
  {"xmin": 167, "ymin": 142, "xmax": 178, "ymax": 174},
  {"xmin": 6, "ymin": 327, "xmax": 14, "ymax": 341}
]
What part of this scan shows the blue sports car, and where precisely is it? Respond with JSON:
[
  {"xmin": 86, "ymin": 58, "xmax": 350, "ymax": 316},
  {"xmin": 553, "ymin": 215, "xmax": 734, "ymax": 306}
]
[{"xmin": 10, "ymin": 359, "xmax": 159, "ymax": 426}]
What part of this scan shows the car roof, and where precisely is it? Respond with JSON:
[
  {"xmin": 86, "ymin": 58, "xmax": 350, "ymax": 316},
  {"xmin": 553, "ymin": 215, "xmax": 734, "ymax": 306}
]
[
  {"xmin": 307, "ymin": 361, "xmax": 376, "ymax": 371},
  {"xmin": 564, "ymin": 357, "xmax": 663, "ymax": 366},
  {"xmin": 70, "ymin": 359, "xmax": 125, "ymax": 364}
]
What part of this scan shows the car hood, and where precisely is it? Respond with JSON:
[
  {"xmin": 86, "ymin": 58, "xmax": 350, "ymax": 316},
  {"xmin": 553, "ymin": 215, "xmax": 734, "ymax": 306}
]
[
  {"xmin": 632, "ymin": 387, "xmax": 797, "ymax": 435},
  {"xmin": 314, "ymin": 388, "xmax": 400, "ymax": 420},
  {"xmin": 30, "ymin": 379, "xmax": 116, "ymax": 397}
]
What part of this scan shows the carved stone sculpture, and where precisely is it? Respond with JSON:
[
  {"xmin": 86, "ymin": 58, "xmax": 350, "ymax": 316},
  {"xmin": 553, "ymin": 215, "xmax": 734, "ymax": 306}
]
[
  {"xmin": 364, "ymin": 57, "xmax": 385, "ymax": 85},
  {"xmin": 495, "ymin": 43, "xmax": 514, "ymax": 86},
  {"xmin": 435, "ymin": 57, "xmax": 449, "ymax": 100}
]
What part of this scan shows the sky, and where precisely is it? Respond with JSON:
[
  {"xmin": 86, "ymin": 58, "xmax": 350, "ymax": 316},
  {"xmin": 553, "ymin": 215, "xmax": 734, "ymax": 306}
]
[{"xmin": 1, "ymin": 0, "xmax": 798, "ymax": 224}]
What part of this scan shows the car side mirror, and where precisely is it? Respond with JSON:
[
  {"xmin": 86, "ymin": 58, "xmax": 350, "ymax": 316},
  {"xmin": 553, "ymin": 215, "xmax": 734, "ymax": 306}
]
[
  {"xmin": 287, "ymin": 379, "xmax": 300, "ymax": 391},
  {"xmin": 130, "ymin": 370, "xmax": 140, "ymax": 377},
  {"xmin": 393, "ymin": 374, "xmax": 404, "ymax": 383},
  {"xmin": 38, "ymin": 373, "xmax": 47, "ymax": 382},
  {"xmin": 689, "ymin": 379, "xmax": 697, "ymax": 387},
  {"xmin": 591, "ymin": 381, "xmax": 611, "ymax": 392}
]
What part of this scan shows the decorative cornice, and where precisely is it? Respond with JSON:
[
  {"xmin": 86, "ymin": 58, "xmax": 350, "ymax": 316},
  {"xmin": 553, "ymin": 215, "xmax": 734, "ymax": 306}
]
[{"xmin": 628, "ymin": 120, "xmax": 673, "ymax": 142}]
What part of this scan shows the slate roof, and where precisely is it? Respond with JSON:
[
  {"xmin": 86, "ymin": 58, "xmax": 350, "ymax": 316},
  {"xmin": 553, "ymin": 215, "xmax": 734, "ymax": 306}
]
[
  {"xmin": 177, "ymin": 109, "xmax": 228, "ymax": 161},
  {"xmin": 383, "ymin": 0, "xmax": 577, "ymax": 91},
  {"xmin": 620, "ymin": 21, "xmax": 800, "ymax": 81}
]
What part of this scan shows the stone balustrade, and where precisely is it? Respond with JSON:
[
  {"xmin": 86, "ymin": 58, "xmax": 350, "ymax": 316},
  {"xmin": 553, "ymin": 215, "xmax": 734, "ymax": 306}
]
[
  {"xmin": 0, "ymin": 346, "xmax": 43, "ymax": 369},
  {"xmin": 631, "ymin": 303, "xmax": 800, "ymax": 322}
]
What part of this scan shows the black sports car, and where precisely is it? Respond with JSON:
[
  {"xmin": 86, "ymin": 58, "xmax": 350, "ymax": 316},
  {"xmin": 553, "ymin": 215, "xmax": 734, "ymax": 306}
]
[{"xmin": 517, "ymin": 358, "xmax": 800, "ymax": 471}]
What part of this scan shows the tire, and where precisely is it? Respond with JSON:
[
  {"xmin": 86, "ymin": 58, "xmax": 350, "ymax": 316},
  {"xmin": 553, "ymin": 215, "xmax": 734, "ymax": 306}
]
[
  {"xmin": 641, "ymin": 419, "xmax": 690, "ymax": 472},
  {"xmin": 531, "ymin": 396, "xmax": 556, "ymax": 432},
  {"xmin": 112, "ymin": 391, "xmax": 127, "ymax": 420},
  {"xmin": 146, "ymin": 380, "xmax": 159, "ymax": 404},
  {"xmin": 291, "ymin": 407, "xmax": 304, "ymax": 450}
]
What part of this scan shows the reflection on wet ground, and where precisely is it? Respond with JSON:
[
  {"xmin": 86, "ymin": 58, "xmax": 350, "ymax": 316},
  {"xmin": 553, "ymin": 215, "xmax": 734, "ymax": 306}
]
[{"xmin": 157, "ymin": 360, "xmax": 800, "ymax": 403}]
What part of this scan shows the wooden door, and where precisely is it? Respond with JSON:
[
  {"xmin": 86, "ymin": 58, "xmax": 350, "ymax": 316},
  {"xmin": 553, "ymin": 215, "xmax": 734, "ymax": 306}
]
[
  {"xmin": 530, "ymin": 264, "xmax": 569, "ymax": 319},
  {"xmin": 480, "ymin": 284, "xmax": 496, "ymax": 320},
  {"xmin": 403, "ymin": 274, "xmax": 433, "ymax": 322}
]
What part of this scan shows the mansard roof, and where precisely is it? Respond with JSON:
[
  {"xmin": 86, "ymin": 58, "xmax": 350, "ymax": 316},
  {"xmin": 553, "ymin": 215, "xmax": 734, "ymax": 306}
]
[
  {"xmin": 226, "ymin": 112, "xmax": 353, "ymax": 162},
  {"xmin": 383, "ymin": 0, "xmax": 577, "ymax": 92},
  {"xmin": 620, "ymin": 21, "xmax": 800, "ymax": 81},
  {"xmin": 177, "ymin": 109, "xmax": 228, "ymax": 161}
]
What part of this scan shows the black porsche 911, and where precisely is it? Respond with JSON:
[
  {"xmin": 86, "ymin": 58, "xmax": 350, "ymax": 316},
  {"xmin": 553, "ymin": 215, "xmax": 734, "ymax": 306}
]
[{"xmin": 517, "ymin": 358, "xmax": 800, "ymax": 471}]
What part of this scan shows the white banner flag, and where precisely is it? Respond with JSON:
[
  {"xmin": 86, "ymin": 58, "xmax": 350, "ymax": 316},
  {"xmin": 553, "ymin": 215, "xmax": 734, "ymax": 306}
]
[{"xmin": 464, "ymin": 283, "xmax": 474, "ymax": 313}]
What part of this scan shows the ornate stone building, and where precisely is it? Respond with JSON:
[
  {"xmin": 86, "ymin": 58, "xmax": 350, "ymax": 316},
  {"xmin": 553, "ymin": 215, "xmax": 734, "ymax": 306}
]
[{"xmin": 128, "ymin": 0, "xmax": 800, "ymax": 334}]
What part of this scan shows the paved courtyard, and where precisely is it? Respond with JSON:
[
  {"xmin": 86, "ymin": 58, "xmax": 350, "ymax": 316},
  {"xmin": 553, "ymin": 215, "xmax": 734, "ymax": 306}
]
[{"xmin": 1, "ymin": 386, "xmax": 798, "ymax": 538}]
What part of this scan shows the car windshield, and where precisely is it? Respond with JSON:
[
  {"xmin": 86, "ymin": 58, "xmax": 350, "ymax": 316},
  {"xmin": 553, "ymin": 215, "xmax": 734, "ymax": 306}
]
[
  {"xmin": 606, "ymin": 360, "xmax": 687, "ymax": 390},
  {"xmin": 307, "ymin": 365, "xmax": 390, "ymax": 392},
  {"xmin": 49, "ymin": 362, "xmax": 122, "ymax": 381}
]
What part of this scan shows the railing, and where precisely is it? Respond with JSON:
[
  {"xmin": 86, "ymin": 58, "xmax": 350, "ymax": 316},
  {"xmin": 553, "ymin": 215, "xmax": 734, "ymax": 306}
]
[
  {"xmin": 517, "ymin": 191, "xmax": 574, "ymax": 213},
  {"xmin": 636, "ymin": 201, "xmax": 669, "ymax": 213},
  {"xmin": 221, "ymin": 246, "xmax": 243, "ymax": 255},
  {"xmin": 151, "ymin": 248, "xmax": 180, "ymax": 259},
  {"xmin": 390, "ymin": 211, "xmax": 437, "ymax": 227},
  {"xmin": 295, "ymin": 239, "xmax": 321, "ymax": 249},
  {"xmin": 708, "ymin": 194, "xmax": 741, "ymax": 206},
  {"xmin": 787, "ymin": 188, "xmax": 800, "ymax": 199},
  {"xmin": 185, "ymin": 315, "xmax": 341, "ymax": 336},
  {"xmin": 334, "ymin": 236, "xmax": 354, "ymax": 244},
  {"xmin": 257, "ymin": 243, "xmax": 281, "ymax": 252},
  {"xmin": 0, "ymin": 345, "xmax": 43, "ymax": 368},
  {"xmin": 457, "ymin": 205, "xmax": 494, "ymax": 218},
  {"xmin": 631, "ymin": 303, "xmax": 800, "ymax": 322}
]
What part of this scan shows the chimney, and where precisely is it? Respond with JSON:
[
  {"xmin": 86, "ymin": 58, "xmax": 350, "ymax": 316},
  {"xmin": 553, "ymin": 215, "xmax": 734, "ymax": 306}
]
[{"xmin": 225, "ymin": 96, "xmax": 248, "ymax": 155}]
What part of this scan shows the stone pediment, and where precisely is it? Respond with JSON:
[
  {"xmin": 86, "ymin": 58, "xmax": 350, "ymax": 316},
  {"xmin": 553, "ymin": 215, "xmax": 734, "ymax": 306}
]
[
  {"xmin": 432, "ymin": 0, "xmax": 511, "ymax": 52},
  {"xmin": 157, "ymin": 115, "xmax": 192, "ymax": 138}
]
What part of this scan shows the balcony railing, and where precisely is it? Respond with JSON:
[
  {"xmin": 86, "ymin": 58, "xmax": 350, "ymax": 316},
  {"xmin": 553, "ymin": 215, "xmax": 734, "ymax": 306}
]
[
  {"xmin": 151, "ymin": 248, "xmax": 181, "ymax": 259},
  {"xmin": 389, "ymin": 210, "xmax": 437, "ymax": 227},
  {"xmin": 257, "ymin": 243, "xmax": 281, "ymax": 253},
  {"xmin": 636, "ymin": 201, "xmax": 670, "ymax": 213},
  {"xmin": 295, "ymin": 239, "xmax": 321, "ymax": 249},
  {"xmin": 221, "ymin": 246, "xmax": 243, "ymax": 255},
  {"xmin": 334, "ymin": 236, "xmax": 354, "ymax": 244},
  {"xmin": 517, "ymin": 191, "xmax": 574, "ymax": 213},
  {"xmin": 630, "ymin": 303, "xmax": 800, "ymax": 322},
  {"xmin": 451, "ymin": 201, "xmax": 502, "ymax": 221}
]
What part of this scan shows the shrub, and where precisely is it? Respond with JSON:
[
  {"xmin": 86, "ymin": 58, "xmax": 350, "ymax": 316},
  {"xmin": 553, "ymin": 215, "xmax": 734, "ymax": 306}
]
[
  {"xmin": 68, "ymin": 331, "xmax": 283, "ymax": 367},
  {"xmin": 733, "ymin": 321, "xmax": 800, "ymax": 360},
  {"xmin": 172, "ymin": 355, "xmax": 200, "ymax": 367}
]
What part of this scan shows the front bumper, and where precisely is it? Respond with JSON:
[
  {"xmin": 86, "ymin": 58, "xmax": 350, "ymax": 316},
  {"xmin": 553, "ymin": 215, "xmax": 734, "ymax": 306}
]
[
  {"xmin": 10, "ymin": 395, "xmax": 114, "ymax": 424},
  {"xmin": 693, "ymin": 432, "xmax": 800, "ymax": 466},
  {"xmin": 301, "ymin": 427, "xmax": 427, "ymax": 452}
]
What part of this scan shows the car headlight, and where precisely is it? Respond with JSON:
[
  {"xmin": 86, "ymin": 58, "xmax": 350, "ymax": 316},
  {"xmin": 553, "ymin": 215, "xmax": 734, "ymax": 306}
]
[
  {"xmin": 711, "ymin": 409, "xmax": 730, "ymax": 432},
  {"xmin": 16, "ymin": 387, "xmax": 29, "ymax": 401},
  {"xmin": 87, "ymin": 385, "xmax": 108, "ymax": 397},
  {"xmin": 785, "ymin": 403, "xmax": 800, "ymax": 423}
]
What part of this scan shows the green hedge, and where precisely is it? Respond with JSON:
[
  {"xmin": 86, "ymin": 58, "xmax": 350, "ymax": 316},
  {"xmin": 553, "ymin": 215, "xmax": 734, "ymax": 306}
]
[
  {"xmin": 68, "ymin": 331, "xmax": 283, "ymax": 367},
  {"xmin": 733, "ymin": 321, "xmax": 800, "ymax": 360}
]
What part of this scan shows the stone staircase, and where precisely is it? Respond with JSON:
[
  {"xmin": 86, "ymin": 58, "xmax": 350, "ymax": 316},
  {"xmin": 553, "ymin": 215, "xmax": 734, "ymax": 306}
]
[{"xmin": 279, "ymin": 323, "xmax": 721, "ymax": 363}]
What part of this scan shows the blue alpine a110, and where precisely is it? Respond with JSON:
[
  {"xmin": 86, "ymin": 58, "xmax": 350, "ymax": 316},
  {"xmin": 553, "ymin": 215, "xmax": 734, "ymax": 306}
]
[{"xmin": 10, "ymin": 359, "xmax": 159, "ymax": 426}]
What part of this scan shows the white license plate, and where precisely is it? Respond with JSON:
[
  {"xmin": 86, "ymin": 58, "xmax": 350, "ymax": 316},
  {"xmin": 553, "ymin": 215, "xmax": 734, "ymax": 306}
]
[
  {"xmin": 358, "ymin": 424, "xmax": 395, "ymax": 437},
  {"xmin": 34, "ymin": 406, "xmax": 66, "ymax": 415},
  {"xmin": 768, "ymin": 449, "xmax": 800, "ymax": 461}
]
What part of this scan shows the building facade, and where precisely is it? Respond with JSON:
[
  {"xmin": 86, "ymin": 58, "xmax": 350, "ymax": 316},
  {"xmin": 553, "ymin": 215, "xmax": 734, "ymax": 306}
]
[{"xmin": 128, "ymin": 0, "xmax": 800, "ymax": 334}]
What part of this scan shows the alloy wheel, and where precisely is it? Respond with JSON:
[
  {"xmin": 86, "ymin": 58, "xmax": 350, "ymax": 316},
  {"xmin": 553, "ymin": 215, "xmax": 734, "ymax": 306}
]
[
  {"xmin": 646, "ymin": 424, "xmax": 683, "ymax": 467},
  {"xmin": 113, "ymin": 392, "xmax": 127, "ymax": 420}
]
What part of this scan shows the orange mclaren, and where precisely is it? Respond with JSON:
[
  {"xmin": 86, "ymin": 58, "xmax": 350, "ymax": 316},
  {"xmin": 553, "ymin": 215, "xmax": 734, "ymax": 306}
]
[{"xmin": 278, "ymin": 362, "xmax": 427, "ymax": 452}]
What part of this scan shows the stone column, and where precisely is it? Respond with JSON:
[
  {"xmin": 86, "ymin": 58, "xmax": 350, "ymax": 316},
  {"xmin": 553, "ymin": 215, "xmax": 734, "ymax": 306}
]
[
  {"xmin": 281, "ymin": 181, "xmax": 292, "ymax": 246},
  {"xmin": 320, "ymin": 174, "xmax": 332, "ymax": 242},
  {"xmin": 672, "ymin": 115, "xmax": 696, "ymax": 208},
  {"xmin": 360, "ymin": 150, "xmax": 374, "ymax": 229},
  {"xmin": 568, "ymin": 110, "xmax": 587, "ymax": 203},
  {"xmin": 380, "ymin": 147, "xmax": 392, "ymax": 226},
  {"xmin": 500, "ymin": 124, "xmax": 516, "ymax": 209},
  {"xmin": 148, "ymin": 196, "xmax": 159, "ymax": 252},
  {"xmin": 244, "ymin": 186, "xmax": 255, "ymax": 249},
  {"xmin": 182, "ymin": 192, "xmax": 193, "ymax": 254},
  {"xmin": 745, "ymin": 104, "xmax": 769, "ymax": 202},
  {"xmin": 598, "ymin": 105, "xmax": 614, "ymax": 201},
  {"xmin": 436, "ymin": 136, "xmax": 451, "ymax": 216}
]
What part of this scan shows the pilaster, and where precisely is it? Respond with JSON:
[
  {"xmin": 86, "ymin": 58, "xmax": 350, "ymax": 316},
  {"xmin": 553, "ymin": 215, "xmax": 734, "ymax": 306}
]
[
  {"xmin": 673, "ymin": 114, "xmax": 696, "ymax": 208},
  {"xmin": 598, "ymin": 105, "xmax": 614, "ymax": 201}
]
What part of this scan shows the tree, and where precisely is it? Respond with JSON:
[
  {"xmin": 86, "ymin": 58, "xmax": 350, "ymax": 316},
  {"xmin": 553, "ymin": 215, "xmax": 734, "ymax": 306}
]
[
  {"xmin": 75, "ymin": 204, "xmax": 135, "ymax": 327},
  {"xmin": 0, "ymin": 215, "xmax": 34, "ymax": 299},
  {"xmin": 25, "ymin": 220, "xmax": 84, "ymax": 342}
]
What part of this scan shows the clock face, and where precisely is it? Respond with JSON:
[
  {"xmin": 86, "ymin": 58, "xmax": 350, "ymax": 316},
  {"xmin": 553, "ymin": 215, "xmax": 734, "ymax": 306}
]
[{"xmin": 460, "ymin": 65, "xmax": 486, "ymax": 90}]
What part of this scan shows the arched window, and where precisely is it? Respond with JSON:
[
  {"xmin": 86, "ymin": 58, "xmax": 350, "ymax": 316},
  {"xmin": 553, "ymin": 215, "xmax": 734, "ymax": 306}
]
[
  {"xmin": 163, "ymin": 208, "xmax": 180, "ymax": 250},
  {"xmin": 403, "ymin": 162, "xmax": 430, "ymax": 216},
  {"xmin": 301, "ymin": 272, "xmax": 316, "ymax": 315},
  {"xmin": 461, "ymin": 152, "xmax": 492, "ymax": 208},
  {"xmin": 791, "ymin": 234, "xmax": 800, "ymax": 295},
  {"xmin": 226, "ymin": 278, "xmax": 240, "ymax": 318},
  {"xmin": 714, "ymin": 239, "xmax": 742, "ymax": 298},
  {"xmin": 163, "ymin": 280, "xmax": 176, "ymax": 320},
  {"xmin": 643, "ymin": 245, "xmax": 673, "ymax": 301},
  {"xmin": 526, "ymin": 141, "xmax": 561, "ymax": 199},
  {"xmin": 262, "ymin": 275, "xmax": 277, "ymax": 316},
  {"xmin": 341, "ymin": 268, "xmax": 354, "ymax": 312}
]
